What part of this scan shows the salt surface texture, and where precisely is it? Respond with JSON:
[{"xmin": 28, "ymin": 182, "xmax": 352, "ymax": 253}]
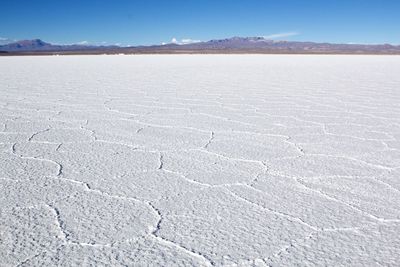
[{"xmin": 0, "ymin": 55, "xmax": 399, "ymax": 266}]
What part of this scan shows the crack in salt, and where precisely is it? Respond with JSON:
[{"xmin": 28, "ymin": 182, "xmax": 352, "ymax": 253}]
[
  {"xmin": 27, "ymin": 128, "xmax": 50, "ymax": 142},
  {"xmin": 203, "ymin": 131, "xmax": 215, "ymax": 149},
  {"xmin": 158, "ymin": 153, "xmax": 164, "ymax": 170},
  {"xmin": 147, "ymin": 202, "xmax": 215, "ymax": 266},
  {"xmin": 270, "ymin": 172, "xmax": 400, "ymax": 224}
]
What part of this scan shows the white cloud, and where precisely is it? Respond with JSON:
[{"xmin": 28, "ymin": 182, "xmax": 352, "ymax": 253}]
[
  {"xmin": 76, "ymin": 40, "xmax": 89, "ymax": 45},
  {"xmin": 180, "ymin": 38, "xmax": 201, "ymax": 44},
  {"xmin": 0, "ymin": 37, "xmax": 15, "ymax": 45},
  {"xmin": 167, "ymin": 37, "xmax": 201, "ymax": 45},
  {"xmin": 262, "ymin": 32, "xmax": 300, "ymax": 40}
]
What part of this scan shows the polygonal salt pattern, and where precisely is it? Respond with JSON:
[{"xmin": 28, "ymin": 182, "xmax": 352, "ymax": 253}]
[{"xmin": 1, "ymin": 55, "xmax": 400, "ymax": 266}]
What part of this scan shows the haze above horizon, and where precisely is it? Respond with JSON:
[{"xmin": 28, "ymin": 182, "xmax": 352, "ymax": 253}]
[{"xmin": 1, "ymin": 0, "xmax": 399, "ymax": 46}]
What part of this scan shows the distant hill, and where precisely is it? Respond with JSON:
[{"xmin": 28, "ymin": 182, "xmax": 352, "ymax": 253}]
[
  {"xmin": 1, "ymin": 37, "xmax": 400, "ymax": 55},
  {"xmin": 152, "ymin": 37, "xmax": 400, "ymax": 54},
  {"xmin": 0, "ymin": 39, "xmax": 117, "ymax": 52},
  {"xmin": 1, "ymin": 39, "xmax": 54, "ymax": 51}
]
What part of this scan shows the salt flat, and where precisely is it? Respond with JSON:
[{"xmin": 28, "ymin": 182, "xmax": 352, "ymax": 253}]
[{"xmin": 0, "ymin": 55, "xmax": 399, "ymax": 266}]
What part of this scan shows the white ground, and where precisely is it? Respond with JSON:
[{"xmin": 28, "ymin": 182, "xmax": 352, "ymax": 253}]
[{"xmin": 0, "ymin": 55, "xmax": 399, "ymax": 266}]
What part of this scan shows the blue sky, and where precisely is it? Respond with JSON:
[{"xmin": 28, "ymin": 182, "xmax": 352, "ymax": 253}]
[{"xmin": 1, "ymin": 0, "xmax": 399, "ymax": 46}]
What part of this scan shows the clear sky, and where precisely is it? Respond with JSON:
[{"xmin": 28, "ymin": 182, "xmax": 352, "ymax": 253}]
[{"xmin": 1, "ymin": 0, "xmax": 399, "ymax": 46}]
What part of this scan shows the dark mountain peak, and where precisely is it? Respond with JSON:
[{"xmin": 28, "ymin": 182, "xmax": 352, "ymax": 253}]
[
  {"xmin": 15, "ymin": 39, "xmax": 50, "ymax": 47},
  {"xmin": 20, "ymin": 39, "xmax": 48, "ymax": 45},
  {"xmin": 1, "ymin": 39, "xmax": 53, "ymax": 51},
  {"xmin": 207, "ymin": 36, "xmax": 276, "ymax": 44},
  {"xmin": 0, "ymin": 39, "xmax": 113, "ymax": 52}
]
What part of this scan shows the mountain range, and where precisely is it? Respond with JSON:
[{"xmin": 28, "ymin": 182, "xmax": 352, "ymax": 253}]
[{"xmin": 1, "ymin": 37, "xmax": 400, "ymax": 55}]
